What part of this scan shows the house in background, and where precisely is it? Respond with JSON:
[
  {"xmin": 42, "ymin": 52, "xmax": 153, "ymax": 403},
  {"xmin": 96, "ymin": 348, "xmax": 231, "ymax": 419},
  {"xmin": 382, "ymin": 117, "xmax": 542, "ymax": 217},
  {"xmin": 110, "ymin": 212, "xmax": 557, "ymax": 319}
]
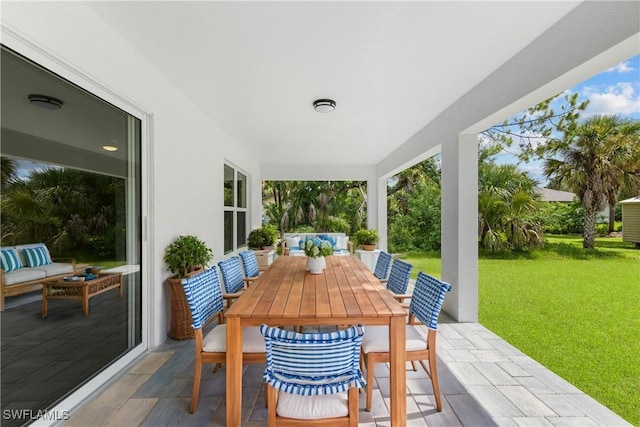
[
  {"xmin": 620, "ymin": 197, "xmax": 640, "ymax": 246},
  {"xmin": 536, "ymin": 187, "xmax": 577, "ymax": 203},
  {"xmin": 1, "ymin": 1, "xmax": 638, "ymax": 423}
]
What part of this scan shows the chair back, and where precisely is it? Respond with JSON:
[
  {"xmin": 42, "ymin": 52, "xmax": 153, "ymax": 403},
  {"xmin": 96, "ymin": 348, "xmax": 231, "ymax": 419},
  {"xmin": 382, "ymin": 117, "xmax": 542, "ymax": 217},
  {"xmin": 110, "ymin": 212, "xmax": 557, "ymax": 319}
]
[
  {"xmin": 373, "ymin": 251, "xmax": 393, "ymax": 281},
  {"xmin": 218, "ymin": 257, "xmax": 245, "ymax": 294},
  {"xmin": 239, "ymin": 250, "xmax": 260, "ymax": 278},
  {"xmin": 260, "ymin": 324, "xmax": 366, "ymax": 396},
  {"xmin": 182, "ymin": 267, "xmax": 224, "ymax": 330},
  {"xmin": 409, "ymin": 272, "xmax": 452, "ymax": 330},
  {"xmin": 386, "ymin": 258, "xmax": 413, "ymax": 295}
]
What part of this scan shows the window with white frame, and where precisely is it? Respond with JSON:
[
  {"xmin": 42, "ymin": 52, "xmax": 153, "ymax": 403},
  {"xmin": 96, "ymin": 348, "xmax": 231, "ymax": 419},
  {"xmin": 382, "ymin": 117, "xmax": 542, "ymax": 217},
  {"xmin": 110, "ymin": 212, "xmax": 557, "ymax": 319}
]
[{"xmin": 224, "ymin": 164, "xmax": 248, "ymax": 254}]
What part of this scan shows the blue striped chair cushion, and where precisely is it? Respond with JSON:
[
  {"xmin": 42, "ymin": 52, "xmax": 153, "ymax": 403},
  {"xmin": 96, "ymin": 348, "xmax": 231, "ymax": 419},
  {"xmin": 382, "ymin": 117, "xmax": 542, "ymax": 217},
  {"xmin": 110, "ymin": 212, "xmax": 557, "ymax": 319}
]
[
  {"xmin": 22, "ymin": 246, "xmax": 52, "ymax": 267},
  {"xmin": 386, "ymin": 259, "xmax": 413, "ymax": 295},
  {"xmin": 218, "ymin": 257, "xmax": 245, "ymax": 294},
  {"xmin": 410, "ymin": 272, "xmax": 452, "ymax": 330},
  {"xmin": 260, "ymin": 324, "xmax": 366, "ymax": 396},
  {"xmin": 0, "ymin": 249, "xmax": 23, "ymax": 272},
  {"xmin": 239, "ymin": 250, "xmax": 260, "ymax": 278},
  {"xmin": 182, "ymin": 267, "xmax": 224, "ymax": 330},
  {"xmin": 374, "ymin": 251, "xmax": 393, "ymax": 280}
]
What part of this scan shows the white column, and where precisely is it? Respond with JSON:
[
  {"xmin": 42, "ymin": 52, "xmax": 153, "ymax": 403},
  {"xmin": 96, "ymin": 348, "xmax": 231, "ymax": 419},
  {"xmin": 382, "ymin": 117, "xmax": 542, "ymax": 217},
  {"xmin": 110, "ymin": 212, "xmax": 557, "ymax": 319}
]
[
  {"xmin": 377, "ymin": 177, "xmax": 388, "ymax": 251},
  {"xmin": 441, "ymin": 133, "xmax": 478, "ymax": 322},
  {"xmin": 366, "ymin": 177, "xmax": 377, "ymax": 229}
]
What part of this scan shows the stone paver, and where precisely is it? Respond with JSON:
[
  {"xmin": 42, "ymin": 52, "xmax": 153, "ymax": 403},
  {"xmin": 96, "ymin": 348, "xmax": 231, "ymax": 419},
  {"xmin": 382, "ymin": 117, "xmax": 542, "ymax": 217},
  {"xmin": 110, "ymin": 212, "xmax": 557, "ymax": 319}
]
[{"xmin": 61, "ymin": 320, "xmax": 631, "ymax": 426}]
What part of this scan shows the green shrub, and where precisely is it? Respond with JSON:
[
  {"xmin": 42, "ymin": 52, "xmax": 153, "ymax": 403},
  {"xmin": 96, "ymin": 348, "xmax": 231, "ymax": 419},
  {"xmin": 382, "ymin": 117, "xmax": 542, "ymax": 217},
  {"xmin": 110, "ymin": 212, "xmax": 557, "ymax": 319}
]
[
  {"xmin": 388, "ymin": 184, "xmax": 441, "ymax": 252},
  {"xmin": 247, "ymin": 225, "xmax": 278, "ymax": 248},
  {"xmin": 325, "ymin": 216, "xmax": 351, "ymax": 234},
  {"xmin": 530, "ymin": 201, "xmax": 584, "ymax": 234}
]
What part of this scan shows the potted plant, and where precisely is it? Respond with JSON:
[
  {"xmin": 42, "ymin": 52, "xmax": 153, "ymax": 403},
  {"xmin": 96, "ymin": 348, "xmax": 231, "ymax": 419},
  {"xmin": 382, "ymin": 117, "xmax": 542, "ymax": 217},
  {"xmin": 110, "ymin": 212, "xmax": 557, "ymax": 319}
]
[
  {"xmin": 247, "ymin": 225, "xmax": 278, "ymax": 250},
  {"xmin": 163, "ymin": 235, "xmax": 213, "ymax": 340},
  {"xmin": 354, "ymin": 229, "xmax": 379, "ymax": 251}
]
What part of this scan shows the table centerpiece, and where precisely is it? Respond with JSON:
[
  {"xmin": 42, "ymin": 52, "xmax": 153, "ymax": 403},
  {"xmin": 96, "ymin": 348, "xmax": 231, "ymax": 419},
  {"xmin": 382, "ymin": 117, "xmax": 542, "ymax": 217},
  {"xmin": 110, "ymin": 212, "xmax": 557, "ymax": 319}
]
[{"xmin": 302, "ymin": 237, "xmax": 334, "ymax": 274}]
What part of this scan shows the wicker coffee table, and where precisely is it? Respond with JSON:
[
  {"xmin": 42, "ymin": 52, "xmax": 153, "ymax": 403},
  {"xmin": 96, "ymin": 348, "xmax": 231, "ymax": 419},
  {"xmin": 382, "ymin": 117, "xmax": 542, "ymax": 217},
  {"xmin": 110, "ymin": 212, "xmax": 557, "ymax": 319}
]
[{"xmin": 42, "ymin": 272, "xmax": 123, "ymax": 318}]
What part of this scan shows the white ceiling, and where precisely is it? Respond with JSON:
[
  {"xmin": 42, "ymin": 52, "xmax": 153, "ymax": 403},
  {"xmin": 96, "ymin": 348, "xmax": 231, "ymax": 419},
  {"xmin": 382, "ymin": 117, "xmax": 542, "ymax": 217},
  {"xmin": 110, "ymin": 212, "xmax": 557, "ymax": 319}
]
[
  {"xmin": 85, "ymin": 1, "xmax": 582, "ymax": 167},
  {"xmin": 3, "ymin": 1, "xmax": 637, "ymax": 173}
]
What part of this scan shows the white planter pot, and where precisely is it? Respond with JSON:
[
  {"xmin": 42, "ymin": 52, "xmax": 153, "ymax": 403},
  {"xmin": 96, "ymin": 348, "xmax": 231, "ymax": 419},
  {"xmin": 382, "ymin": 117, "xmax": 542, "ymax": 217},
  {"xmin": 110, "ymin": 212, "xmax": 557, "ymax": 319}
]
[{"xmin": 306, "ymin": 256, "xmax": 326, "ymax": 274}]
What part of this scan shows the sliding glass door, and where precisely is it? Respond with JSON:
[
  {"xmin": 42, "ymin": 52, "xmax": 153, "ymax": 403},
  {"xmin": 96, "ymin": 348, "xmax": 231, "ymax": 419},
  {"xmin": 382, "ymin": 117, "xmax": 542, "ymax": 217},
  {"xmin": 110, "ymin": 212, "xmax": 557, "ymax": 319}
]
[{"xmin": 0, "ymin": 46, "xmax": 142, "ymax": 427}]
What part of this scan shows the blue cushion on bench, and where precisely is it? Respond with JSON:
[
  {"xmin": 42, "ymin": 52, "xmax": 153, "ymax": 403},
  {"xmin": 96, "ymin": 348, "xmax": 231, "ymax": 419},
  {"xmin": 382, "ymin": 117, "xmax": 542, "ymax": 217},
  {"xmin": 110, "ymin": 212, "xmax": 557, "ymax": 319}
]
[
  {"xmin": 0, "ymin": 249, "xmax": 23, "ymax": 272},
  {"xmin": 22, "ymin": 246, "xmax": 52, "ymax": 267}
]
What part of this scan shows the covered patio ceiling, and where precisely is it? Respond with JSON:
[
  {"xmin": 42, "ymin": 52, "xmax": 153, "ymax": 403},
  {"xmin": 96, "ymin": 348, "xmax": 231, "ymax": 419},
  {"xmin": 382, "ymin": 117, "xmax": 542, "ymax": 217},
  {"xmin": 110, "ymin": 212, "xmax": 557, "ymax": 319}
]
[{"xmin": 85, "ymin": 1, "xmax": 639, "ymax": 176}]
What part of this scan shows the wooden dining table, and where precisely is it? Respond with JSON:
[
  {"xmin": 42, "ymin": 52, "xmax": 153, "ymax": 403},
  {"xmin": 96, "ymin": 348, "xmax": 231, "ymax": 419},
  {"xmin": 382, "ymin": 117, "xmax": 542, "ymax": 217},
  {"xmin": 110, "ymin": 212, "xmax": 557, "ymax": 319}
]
[{"xmin": 225, "ymin": 255, "xmax": 407, "ymax": 426}]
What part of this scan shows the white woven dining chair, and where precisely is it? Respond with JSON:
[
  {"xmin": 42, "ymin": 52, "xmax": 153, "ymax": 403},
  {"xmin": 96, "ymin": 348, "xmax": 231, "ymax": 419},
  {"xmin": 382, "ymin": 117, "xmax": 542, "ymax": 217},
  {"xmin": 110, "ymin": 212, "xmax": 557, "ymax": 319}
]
[
  {"xmin": 181, "ymin": 267, "xmax": 266, "ymax": 413},
  {"xmin": 260, "ymin": 323, "xmax": 366, "ymax": 426},
  {"xmin": 361, "ymin": 271, "xmax": 451, "ymax": 412}
]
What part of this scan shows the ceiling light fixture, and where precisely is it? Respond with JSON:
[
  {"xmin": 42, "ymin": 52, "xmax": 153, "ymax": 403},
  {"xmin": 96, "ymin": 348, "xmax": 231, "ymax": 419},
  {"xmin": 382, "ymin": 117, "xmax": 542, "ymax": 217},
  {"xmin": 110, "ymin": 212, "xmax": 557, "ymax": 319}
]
[
  {"xmin": 102, "ymin": 140, "xmax": 119, "ymax": 152},
  {"xmin": 28, "ymin": 94, "xmax": 64, "ymax": 110},
  {"xmin": 313, "ymin": 99, "xmax": 336, "ymax": 113}
]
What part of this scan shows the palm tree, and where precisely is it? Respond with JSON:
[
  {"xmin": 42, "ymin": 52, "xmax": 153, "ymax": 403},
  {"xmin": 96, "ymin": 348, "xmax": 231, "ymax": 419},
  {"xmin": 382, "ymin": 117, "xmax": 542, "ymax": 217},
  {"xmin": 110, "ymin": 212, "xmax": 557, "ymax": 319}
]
[
  {"xmin": 544, "ymin": 115, "xmax": 640, "ymax": 248},
  {"xmin": 478, "ymin": 162, "xmax": 542, "ymax": 250},
  {"xmin": 1, "ymin": 157, "xmax": 19, "ymax": 190}
]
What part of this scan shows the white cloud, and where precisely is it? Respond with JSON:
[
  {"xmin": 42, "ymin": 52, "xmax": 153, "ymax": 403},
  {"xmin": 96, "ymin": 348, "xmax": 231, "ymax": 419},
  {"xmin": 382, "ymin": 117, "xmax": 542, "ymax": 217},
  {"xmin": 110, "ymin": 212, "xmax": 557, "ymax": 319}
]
[
  {"xmin": 582, "ymin": 82, "xmax": 639, "ymax": 116},
  {"xmin": 606, "ymin": 61, "xmax": 636, "ymax": 74}
]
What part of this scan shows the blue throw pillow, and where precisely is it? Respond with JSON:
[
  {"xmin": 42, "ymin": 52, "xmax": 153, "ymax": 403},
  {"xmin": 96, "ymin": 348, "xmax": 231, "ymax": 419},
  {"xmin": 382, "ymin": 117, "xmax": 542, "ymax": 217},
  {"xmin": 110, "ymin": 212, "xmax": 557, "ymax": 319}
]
[
  {"xmin": 0, "ymin": 249, "xmax": 23, "ymax": 272},
  {"xmin": 318, "ymin": 235, "xmax": 336, "ymax": 247},
  {"xmin": 22, "ymin": 246, "xmax": 52, "ymax": 267}
]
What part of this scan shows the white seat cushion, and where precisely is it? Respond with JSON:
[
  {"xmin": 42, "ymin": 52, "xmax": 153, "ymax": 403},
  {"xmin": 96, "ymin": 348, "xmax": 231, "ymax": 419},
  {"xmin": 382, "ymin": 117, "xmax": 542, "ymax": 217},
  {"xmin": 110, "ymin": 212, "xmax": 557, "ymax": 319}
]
[
  {"xmin": 33, "ymin": 262, "xmax": 75, "ymax": 277},
  {"xmin": 361, "ymin": 325, "xmax": 427, "ymax": 353},
  {"xmin": 202, "ymin": 325, "xmax": 266, "ymax": 353},
  {"xmin": 277, "ymin": 390, "xmax": 348, "ymax": 419},
  {"xmin": 2, "ymin": 268, "xmax": 46, "ymax": 286}
]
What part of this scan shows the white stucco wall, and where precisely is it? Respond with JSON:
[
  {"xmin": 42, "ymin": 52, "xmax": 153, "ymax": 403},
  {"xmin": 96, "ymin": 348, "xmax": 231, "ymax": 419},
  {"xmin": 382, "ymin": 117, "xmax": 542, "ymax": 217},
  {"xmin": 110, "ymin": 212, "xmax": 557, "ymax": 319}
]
[{"xmin": 1, "ymin": 2, "xmax": 262, "ymax": 348}]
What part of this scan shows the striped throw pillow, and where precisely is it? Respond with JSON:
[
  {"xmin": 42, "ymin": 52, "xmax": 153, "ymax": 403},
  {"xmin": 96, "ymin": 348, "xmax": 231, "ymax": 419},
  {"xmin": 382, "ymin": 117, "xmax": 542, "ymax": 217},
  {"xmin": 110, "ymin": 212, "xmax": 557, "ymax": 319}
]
[
  {"xmin": 22, "ymin": 246, "xmax": 52, "ymax": 267},
  {"xmin": 0, "ymin": 249, "xmax": 23, "ymax": 272}
]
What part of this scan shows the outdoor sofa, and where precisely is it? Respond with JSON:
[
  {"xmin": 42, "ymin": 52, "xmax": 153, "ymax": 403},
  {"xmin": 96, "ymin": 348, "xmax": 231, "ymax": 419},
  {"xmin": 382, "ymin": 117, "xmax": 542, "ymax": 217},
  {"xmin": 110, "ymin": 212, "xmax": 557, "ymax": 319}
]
[
  {"xmin": 0, "ymin": 243, "xmax": 79, "ymax": 310},
  {"xmin": 282, "ymin": 232, "xmax": 353, "ymax": 255}
]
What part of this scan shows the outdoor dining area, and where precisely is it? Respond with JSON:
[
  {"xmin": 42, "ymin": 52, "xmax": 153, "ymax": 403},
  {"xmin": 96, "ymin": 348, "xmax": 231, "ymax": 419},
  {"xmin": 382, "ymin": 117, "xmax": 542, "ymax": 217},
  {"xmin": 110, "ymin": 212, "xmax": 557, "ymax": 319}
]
[{"xmin": 61, "ymin": 249, "xmax": 629, "ymax": 427}]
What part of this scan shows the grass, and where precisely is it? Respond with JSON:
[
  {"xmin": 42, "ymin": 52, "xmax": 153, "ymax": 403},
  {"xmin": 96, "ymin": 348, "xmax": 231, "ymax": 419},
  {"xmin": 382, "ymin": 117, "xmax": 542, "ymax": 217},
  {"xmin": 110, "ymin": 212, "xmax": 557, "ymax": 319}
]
[{"xmin": 401, "ymin": 235, "xmax": 640, "ymax": 426}]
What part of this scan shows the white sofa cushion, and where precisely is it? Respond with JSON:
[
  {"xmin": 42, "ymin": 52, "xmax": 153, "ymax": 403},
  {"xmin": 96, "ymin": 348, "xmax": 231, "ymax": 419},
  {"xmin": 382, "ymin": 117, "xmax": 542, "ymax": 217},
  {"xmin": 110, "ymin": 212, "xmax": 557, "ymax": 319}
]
[
  {"xmin": 285, "ymin": 236, "xmax": 301, "ymax": 249},
  {"xmin": 3, "ymin": 268, "xmax": 47, "ymax": 286},
  {"xmin": 336, "ymin": 236, "xmax": 349, "ymax": 250},
  {"xmin": 33, "ymin": 262, "xmax": 75, "ymax": 277}
]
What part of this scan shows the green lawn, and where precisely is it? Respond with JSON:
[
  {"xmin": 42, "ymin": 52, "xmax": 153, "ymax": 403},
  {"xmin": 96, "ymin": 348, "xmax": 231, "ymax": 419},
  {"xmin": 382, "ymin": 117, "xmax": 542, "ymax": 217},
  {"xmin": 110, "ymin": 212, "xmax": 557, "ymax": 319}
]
[{"xmin": 401, "ymin": 235, "xmax": 640, "ymax": 426}]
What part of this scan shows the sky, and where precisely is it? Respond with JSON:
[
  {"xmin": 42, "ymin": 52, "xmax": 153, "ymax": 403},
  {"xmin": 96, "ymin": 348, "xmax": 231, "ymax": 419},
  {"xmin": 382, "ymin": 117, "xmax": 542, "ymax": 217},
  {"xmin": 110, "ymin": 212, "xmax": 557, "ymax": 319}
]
[{"xmin": 495, "ymin": 53, "xmax": 640, "ymax": 185}]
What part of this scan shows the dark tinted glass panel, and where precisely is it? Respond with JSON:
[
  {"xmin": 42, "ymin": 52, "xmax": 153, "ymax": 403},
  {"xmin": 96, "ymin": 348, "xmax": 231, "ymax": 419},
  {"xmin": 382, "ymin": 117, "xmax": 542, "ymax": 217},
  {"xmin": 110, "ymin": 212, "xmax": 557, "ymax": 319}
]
[
  {"xmin": 237, "ymin": 211, "xmax": 246, "ymax": 247},
  {"xmin": 237, "ymin": 172, "xmax": 246, "ymax": 208},
  {"xmin": 224, "ymin": 165, "xmax": 234, "ymax": 207},
  {"xmin": 224, "ymin": 211, "xmax": 233, "ymax": 254}
]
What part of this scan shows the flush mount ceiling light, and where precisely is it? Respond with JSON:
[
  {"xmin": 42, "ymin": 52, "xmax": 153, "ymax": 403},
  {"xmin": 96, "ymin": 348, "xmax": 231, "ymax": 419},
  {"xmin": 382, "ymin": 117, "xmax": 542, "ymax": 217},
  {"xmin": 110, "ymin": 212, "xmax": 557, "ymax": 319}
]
[
  {"xmin": 28, "ymin": 94, "xmax": 64, "ymax": 110},
  {"xmin": 102, "ymin": 140, "xmax": 119, "ymax": 152},
  {"xmin": 313, "ymin": 99, "xmax": 336, "ymax": 113}
]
